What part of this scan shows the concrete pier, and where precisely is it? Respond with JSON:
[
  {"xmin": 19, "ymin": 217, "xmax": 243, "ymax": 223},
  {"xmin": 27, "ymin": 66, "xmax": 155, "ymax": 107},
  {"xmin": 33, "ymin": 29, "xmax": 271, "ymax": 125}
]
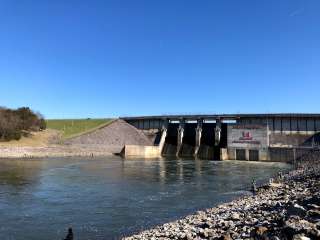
[
  {"xmin": 176, "ymin": 120, "xmax": 185, "ymax": 157},
  {"xmin": 215, "ymin": 119, "xmax": 221, "ymax": 146},
  {"xmin": 159, "ymin": 128, "xmax": 167, "ymax": 155},
  {"xmin": 194, "ymin": 120, "xmax": 203, "ymax": 157},
  {"xmin": 158, "ymin": 120, "xmax": 169, "ymax": 154}
]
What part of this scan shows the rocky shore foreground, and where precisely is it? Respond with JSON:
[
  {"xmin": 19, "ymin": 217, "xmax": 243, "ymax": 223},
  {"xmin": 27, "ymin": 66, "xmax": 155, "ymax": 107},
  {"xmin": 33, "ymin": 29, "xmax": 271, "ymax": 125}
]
[{"xmin": 124, "ymin": 161, "xmax": 320, "ymax": 239}]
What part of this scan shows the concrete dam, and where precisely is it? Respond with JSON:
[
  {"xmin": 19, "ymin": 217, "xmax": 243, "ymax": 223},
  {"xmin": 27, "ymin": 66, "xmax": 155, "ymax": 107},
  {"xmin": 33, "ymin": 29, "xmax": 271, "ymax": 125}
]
[{"xmin": 120, "ymin": 114, "xmax": 320, "ymax": 162}]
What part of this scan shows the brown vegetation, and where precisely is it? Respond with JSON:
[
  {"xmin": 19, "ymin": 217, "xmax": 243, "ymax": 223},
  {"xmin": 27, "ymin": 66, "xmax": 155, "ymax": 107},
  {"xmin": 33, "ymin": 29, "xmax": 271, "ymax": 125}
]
[
  {"xmin": 0, "ymin": 129, "xmax": 61, "ymax": 147},
  {"xmin": 0, "ymin": 107, "xmax": 46, "ymax": 141}
]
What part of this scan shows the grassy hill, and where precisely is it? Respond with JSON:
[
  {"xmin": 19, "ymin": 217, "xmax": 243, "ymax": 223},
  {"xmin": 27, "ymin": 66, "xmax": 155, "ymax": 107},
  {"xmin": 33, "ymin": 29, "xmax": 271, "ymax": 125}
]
[{"xmin": 46, "ymin": 118, "xmax": 114, "ymax": 139}]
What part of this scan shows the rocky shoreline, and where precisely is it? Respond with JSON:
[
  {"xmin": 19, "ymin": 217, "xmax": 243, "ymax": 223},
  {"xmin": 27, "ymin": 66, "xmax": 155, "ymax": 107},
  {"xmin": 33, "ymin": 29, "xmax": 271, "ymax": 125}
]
[
  {"xmin": 0, "ymin": 145, "xmax": 113, "ymax": 158},
  {"xmin": 124, "ymin": 160, "xmax": 320, "ymax": 239}
]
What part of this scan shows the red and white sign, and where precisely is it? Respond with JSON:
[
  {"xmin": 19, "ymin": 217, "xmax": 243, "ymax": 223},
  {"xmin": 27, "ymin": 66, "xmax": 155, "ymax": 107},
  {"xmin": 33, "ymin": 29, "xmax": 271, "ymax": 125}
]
[
  {"xmin": 239, "ymin": 131, "xmax": 252, "ymax": 140},
  {"xmin": 232, "ymin": 131, "xmax": 260, "ymax": 144}
]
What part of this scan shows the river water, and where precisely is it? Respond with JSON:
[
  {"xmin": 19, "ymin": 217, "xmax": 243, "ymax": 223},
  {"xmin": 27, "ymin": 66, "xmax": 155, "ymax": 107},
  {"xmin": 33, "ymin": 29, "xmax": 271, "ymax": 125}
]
[{"xmin": 0, "ymin": 157, "xmax": 290, "ymax": 240}]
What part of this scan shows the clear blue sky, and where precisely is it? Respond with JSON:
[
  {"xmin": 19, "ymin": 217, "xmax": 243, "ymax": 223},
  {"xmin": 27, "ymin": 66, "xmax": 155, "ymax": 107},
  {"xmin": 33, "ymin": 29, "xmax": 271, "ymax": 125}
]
[{"xmin": 1, "ymin": 0, "xmax": 319, "ymax": 119}]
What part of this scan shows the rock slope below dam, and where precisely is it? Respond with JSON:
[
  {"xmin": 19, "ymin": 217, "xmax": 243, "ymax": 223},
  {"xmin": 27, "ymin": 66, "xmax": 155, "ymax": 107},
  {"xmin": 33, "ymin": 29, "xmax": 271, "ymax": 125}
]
[{"xmin": 65, "ymin": 119, "xmax": 153, "ymax": 153}]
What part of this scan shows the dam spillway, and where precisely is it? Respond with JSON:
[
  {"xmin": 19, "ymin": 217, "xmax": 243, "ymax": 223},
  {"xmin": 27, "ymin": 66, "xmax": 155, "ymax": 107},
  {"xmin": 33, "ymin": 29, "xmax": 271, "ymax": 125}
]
[
  {"xmin": 121, "ymin": 114, "xmax": 320, "ymax": 162},
  {"xmin": 162, "ymin": 123, "xmax": 179, "ymax": 156}
]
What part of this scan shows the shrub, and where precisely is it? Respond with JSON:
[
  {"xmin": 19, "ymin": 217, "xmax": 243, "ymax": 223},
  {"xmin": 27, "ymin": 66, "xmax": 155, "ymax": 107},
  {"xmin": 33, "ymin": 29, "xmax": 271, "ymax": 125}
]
[
  {"xmin": 0, "ymin": 106, "xmax": 46, "ymax": 141},
  {"xmin": 39, "ymin": 118, "xmax": 47, "ymax": 130}
]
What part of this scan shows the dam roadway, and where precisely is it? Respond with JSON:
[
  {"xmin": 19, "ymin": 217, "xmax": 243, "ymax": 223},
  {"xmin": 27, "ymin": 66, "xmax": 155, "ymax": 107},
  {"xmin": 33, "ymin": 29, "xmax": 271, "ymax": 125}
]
[{"xmin": 120, "ymin": 114, "xmax": 320, "ymax": 162}]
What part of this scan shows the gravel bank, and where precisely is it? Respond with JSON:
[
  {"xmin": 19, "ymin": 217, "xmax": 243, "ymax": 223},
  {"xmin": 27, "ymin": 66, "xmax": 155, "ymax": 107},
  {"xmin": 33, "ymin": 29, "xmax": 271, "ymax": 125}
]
[
  {"xmin": 65, "ymin": 119, "xmax": 153, "ymax": 153},
  {"xmin": 123, "ymin": 156, "xmax": 320, "ymax": 240},
  {"xmin": 0, "ymin": 145, "xmax": 113, "ymax": 158}
]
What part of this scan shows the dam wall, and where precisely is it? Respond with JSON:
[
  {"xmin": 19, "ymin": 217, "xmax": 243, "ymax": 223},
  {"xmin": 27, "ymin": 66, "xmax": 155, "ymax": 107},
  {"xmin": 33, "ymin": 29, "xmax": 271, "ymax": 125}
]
[{"xmin": 121, "ymin": 114, "xmax": 320, "ymax": 162}]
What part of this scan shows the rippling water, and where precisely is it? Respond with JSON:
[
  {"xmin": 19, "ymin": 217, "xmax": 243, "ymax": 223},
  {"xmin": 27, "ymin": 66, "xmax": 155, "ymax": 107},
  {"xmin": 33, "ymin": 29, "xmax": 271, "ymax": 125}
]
[{"xmin": 0, "ymin": 157, "xmax": 290, "ymax": 240}]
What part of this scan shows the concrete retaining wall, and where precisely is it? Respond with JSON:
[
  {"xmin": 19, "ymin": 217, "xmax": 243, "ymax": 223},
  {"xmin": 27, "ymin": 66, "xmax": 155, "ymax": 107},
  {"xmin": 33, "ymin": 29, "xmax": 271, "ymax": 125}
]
[
  {"xmin": 227, "ymin": 148, "xmax": 269, "ymax": 161},
  {"xmin": 269, "ymin": 133, "xmax": 315, "ymax": 147},
  {"xmin": 121, "ymin": 145, "xmax": 161, "ymax": 158},
  {"xmin": 220, "ymin": 148, "xmax": 228, "ymax": 160}
]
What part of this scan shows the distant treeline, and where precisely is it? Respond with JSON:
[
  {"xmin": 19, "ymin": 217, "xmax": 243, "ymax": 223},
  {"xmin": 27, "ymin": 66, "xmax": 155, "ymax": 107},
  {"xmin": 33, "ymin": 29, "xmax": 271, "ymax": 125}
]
[{"xmin": 0, "ymin": 107, "xmax": 46, "ymax": 141}]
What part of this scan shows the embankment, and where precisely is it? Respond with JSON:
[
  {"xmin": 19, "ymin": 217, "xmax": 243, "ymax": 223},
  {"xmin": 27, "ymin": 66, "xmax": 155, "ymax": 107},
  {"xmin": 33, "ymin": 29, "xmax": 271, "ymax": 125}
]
[
  {"xmin": 65, "ymin": 119, "xmax": 153, "ymax": 154},
  {"xmin": 0, "ymin": 119, "xmax": 153, "ymax": 158}
]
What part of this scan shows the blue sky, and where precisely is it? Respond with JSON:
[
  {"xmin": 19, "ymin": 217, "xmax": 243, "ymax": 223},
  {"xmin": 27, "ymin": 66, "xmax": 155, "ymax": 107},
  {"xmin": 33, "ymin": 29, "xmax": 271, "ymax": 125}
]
[{"xmin": 0, "ymin": 0, "xmax": 319, "ymax": 119}]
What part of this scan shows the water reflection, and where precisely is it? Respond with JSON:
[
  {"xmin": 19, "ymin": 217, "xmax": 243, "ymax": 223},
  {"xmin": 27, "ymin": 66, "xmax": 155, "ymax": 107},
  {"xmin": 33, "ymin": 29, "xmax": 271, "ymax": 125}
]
[
  {"xmin": 0, "ymin": 159, "xmax": 44, "ymax": 189},
  {"xmin": 0, "ymin": 157, "xmax": 290, "ymax": 240}
]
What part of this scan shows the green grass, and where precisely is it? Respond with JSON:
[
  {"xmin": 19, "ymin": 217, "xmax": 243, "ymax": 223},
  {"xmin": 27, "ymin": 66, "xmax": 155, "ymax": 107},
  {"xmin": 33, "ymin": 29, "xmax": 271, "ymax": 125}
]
[{"xmin": 46, "ymin": 118, "xmax": 114, "ymax": 139}]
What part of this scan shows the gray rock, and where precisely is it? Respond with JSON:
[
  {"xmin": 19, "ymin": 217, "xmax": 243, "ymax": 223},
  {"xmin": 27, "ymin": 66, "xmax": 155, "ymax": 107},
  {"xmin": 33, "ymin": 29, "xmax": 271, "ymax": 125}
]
[
  {"xmin": 287, "ymin": 203, "xmax": 307, "ymax": 217},
  {"xmin": 285, "ymin": 217, "xmax": 317, "ymax": 234},
  {"xmin": 307, "ymin": 209, "xmax": 320, "ymax": 219},
  {"xmin": 230, "ymin": 213, "xmax": 240, "ymax": 221},
  {"xmin": 292, "ymin": 234, "xmax": 311, "ymax": 240}
]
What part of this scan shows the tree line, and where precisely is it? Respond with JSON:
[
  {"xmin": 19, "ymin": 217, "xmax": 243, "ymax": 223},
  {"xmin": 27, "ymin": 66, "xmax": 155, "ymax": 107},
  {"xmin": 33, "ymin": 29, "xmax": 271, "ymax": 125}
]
[{"xmin": 0, "ymin": 107, "xmax": 46, "ymax": 141}]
